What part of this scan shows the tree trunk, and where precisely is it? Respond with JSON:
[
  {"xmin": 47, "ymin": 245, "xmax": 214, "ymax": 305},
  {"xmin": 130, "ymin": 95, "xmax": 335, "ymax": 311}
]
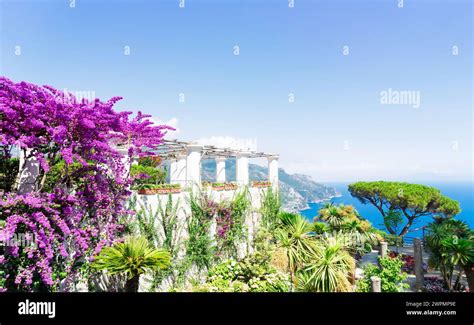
[
  {"xmin": 125, "ymin": 275, "xmax": 140, "ymax": 292},
  {"xmin": 398, "ymin": 218, "xmax": 416, "ymax": 237},
  {"xmin": 463, "ymin": 265, "xmax": 474, "ymax": 292},
  {"xmin": 453, "ymin": 269, "xmax": 462, "ymax": 291}
]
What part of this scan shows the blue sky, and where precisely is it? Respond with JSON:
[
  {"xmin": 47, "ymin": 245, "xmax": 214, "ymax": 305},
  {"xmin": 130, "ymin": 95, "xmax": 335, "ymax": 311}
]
[{"xmin": 1, "ymin": 0, "xmax": 472, "ymax": 182}]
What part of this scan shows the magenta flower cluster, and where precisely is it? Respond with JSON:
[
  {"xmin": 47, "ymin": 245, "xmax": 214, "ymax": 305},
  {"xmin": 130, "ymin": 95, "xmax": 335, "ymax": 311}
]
[
  {"xmin": 216, "ymin": 206, "xmax": 233, "ymax": 239},
  {"xmin": 0, "ymin": 77, "xmax": 172, "ymax": 291}
]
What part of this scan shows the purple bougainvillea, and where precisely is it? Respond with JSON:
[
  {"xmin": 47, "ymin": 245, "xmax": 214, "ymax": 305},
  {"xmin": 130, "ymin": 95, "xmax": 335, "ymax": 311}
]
[
  {"xmin": 216, "ymin": 206, "xmax": 233, "ymax": 239},
  {"xmin": 0, "ymin": 76, "xmax": 172, "ymax": 291}
]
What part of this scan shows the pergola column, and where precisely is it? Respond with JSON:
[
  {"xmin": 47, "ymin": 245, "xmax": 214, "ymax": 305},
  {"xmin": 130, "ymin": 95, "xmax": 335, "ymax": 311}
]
[
  {"xmin": 235, "ymin": 152, "xmax": 249, "ymax": 186},
  {"xmin": 215, "ymin": 157, "xmax": 226, "ymax": 183},
  {"xmin": 170, "ymin": 153, "xmax": 187, "ymax": 186},
  {"xmin": 267, "ymin": 155, "xmax": 279, "ymax": 188},
  {"xmin": 186, "ymin": 144, "xmax": 203, "ymax": 187}
]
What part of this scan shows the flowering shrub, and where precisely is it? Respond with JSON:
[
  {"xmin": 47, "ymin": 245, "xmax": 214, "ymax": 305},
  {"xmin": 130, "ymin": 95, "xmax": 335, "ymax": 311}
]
[
  {"xmin": 196, "ymin": 253, "xmax": 290, "ymax": 292},
  {"xmin": 0, "ymin": 77, "xmax": 171, "ymax": 291},
  {"xmin": 388, "ymin": 251, "xmax": 428, "ymax": 274},
  {"xmin": 216, "ymin": 205, "xmax": 233, "ymax": 239},
  {"xmin": 422, "ymin": 276, "xmax": 468, "ymax": 292}
]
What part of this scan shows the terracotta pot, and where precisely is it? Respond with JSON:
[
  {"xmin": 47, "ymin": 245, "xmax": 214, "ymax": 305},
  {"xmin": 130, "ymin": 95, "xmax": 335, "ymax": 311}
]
[
  {"xmin": 138, "ymin": 187, "xmax": 181, "ymax": 195},
  {"xmin": 252, "ymin": 183, "xmax": 270, "ymax": 188},
  {"xmin": 138, "ymin": 188, "xmax": 155, "ymax": 195}
]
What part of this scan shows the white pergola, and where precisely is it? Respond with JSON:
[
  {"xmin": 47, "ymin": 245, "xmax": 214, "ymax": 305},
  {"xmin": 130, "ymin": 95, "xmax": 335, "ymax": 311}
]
[{"xmin": 145, "ymin": 139, "xmax": 279, "ymax": 188}]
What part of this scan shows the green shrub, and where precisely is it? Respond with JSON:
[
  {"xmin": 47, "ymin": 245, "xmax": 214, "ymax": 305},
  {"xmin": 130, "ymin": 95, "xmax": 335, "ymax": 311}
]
[
  {"xmin": 130, "ymin": 164, "xmax": 166, "ymax": 185},
  {"xmin": 185, "ymin": 193, "xmax": 215, "ymax": 270},
  {"xmin": 0, "ymin": 157, "xmax": 19, "ymax": 191},
  {"xmin": 197, "ymin": 253, "xmax": 290, "ymax": 292},
  {"xmin": 260, "ymin": 187, "xmax": 281, "ymax": 230},
  {"xmin": 312, "ymin": 222, "xmax": 329, "ymax": 234},
  {"xmin": 356, "ymin": 256, "xmax": 409, "ymax": 292},
  {"xmin": 43, "ymin": 159, "xmax": 90, "ymax": 192}
]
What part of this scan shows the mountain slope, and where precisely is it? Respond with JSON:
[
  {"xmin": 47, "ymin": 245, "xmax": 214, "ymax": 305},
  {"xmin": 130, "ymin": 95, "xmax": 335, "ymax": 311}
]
[{"xmin": 201, "ymin": 159, "xmax": 340, "ymax": 212}]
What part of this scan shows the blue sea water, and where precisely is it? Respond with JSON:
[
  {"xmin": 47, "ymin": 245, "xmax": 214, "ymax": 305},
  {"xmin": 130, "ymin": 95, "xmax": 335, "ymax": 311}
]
[{"xmin": 300, "ymin": 182, "xmax": 474, "ymax": 238}]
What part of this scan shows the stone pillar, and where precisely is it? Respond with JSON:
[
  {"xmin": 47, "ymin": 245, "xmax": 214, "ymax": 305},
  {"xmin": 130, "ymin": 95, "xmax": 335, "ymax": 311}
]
[
  {"xmin": 267, "ymin": 155, "xmax": 279, "ymax": 188},
  {"xmin": 170, "ymin": 154, "xmax": 187, "ymax": 186},
  {"xmin": 414, "ymin": 238, "xmax": 424, "ymax": 291},
  {"xmin": 235, "ymin": 152, "xmax": 249, "ymax": 186},
  {"xmin": 18, "ymin": 149, "xmax": 39, "ymax": 194},
  {"xmin": 186, "ymin": 144, "xmax": 203, "ymax": 188},
  {"xmin": 371, "ymin": 276, "xmax": 381, "ymax": 292},
  {"xmin": 380, "ymin": 241, "xmax": 388, "ymax": 259},
  {"xmin": 215, "ymin": 157, "xmax": 226, "ymax": 183}
]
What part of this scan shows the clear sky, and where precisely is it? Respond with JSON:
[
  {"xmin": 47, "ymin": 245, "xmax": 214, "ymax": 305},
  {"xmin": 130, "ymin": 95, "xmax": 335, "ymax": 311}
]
[{"xmin": 1, "ymin": 0, "xmax": 472, "ymax": 182}]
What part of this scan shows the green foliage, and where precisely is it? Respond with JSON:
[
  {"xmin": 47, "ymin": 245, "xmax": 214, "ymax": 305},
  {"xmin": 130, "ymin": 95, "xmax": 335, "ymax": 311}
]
[
  {"xmin": 197, "ymin": 253, "xmax": 290, "ymax": 292},
  {"xmin": 317, "ymin": 203, "xmax": 359, "ymax": 230},
  {"xmin": 384, "ymin": 209, "xmax": 404, "ymax": 234},
  {"xmin": 273, "ymin": 212, "xmax": 356, "ymax": 292},
  {"xmin": 156, "ymin": 194, "xmax": 181, "ymax": 254},
  {"xmin": 312, "ymin": 222, "xmax": 329, "ymax": 234},
  {"xmin": 137, "ymin": 156, "xmax": 161, "ymax": 167},
  {"xmin": 186, "ymin": 193, "xmax": 215, "ymax": 270},
  {"xmin": 274, "ymin": 213, "xmax": 316, "ymax": 282},
  {"xmin": 229, "ymin": 189, "xmax": 250, "ymax": 242},
  {"xmin": 130, "ymin": 164, "xmax": 166, "ymax": 185},
  {"xmin": 441, "ymin": 237, "xmax": 474, "ymax": 268},
  {"xmin": 0, "ymin": 156, "xmax": 18, "ymax": 191},
  {"xmin": 260, "ymin": 187, "xmax": 281, "ymax": 230},
  {"xmin": 92, "ymin": 236, "xmax": 171, "ymax": 292},
  {"xmin": 348, "ymin": 181, "xmax": 461, "ymax": 236},
  {"xmin": 296, "ymin": 237, "xmax": 354, "ymax": 292},
  {"xmin": 43, "ymin": 159, "xmax": 90, "ymax": 192},
  {"xmin": 316, "ymin": 204, "xmax": 381, "ymax": 255},
  {"xmin": 372, "ymin": 229, "xmax": 404, "ymax": 247},
  {"xmin": 356, "ymin": 256, "xmax": 409, "ymax": 292},
  {"xmin": 425, "ymin": 218, "xmax": 473, "ymax": 291}
]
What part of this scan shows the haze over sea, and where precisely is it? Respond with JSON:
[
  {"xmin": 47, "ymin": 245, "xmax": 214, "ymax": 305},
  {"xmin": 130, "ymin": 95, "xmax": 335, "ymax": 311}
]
[{"xmin": 300, "ymin": 182, "xmax": 474, "ymax": 239}]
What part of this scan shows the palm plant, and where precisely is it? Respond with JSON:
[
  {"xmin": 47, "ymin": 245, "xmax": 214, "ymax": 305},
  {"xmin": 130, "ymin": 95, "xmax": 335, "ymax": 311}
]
[
  {"xmin": 275, "ymin": 213, "xmax": 316, "ymax": 286},
  {"xmin": 92, "ymin": 236, "xmax": 171, "ymax": 292},
  {"xmin": 296, "ymin": 237, "xmax": 354, "ymax": 292},
  {"xmin": 440, "ymin": 236, "xmax": 474, "ymax": 291},
  {"xmin": 425, "ymin": 218, "xmax": 473, "ymax": 291}
]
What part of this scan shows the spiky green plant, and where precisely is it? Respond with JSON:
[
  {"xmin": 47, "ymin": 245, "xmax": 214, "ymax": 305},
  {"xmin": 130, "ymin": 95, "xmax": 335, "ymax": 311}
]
[
  {"xmin": 296, "ymin": 237, "xmax": 354, "ymax": 292},
  {"xmin": 92, "ymin": 236, "xmax": 171, "ymax": 292},
  {"xmin": 317, "ymin": 203, "xmax": 355, "ymax": 229},
  {"xmin": 275, "ymin": 213, "xmax": 316, "ymax": 286},
  {"xmin": 312, "ymin": 222, "xmax": 329, "ymax": 235}
]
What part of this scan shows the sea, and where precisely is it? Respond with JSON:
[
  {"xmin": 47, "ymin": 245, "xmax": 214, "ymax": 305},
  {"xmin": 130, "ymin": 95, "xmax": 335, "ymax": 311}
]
[{"xmin": 300, "ymin": 182, "xmax": 474, "ymax": 239}]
